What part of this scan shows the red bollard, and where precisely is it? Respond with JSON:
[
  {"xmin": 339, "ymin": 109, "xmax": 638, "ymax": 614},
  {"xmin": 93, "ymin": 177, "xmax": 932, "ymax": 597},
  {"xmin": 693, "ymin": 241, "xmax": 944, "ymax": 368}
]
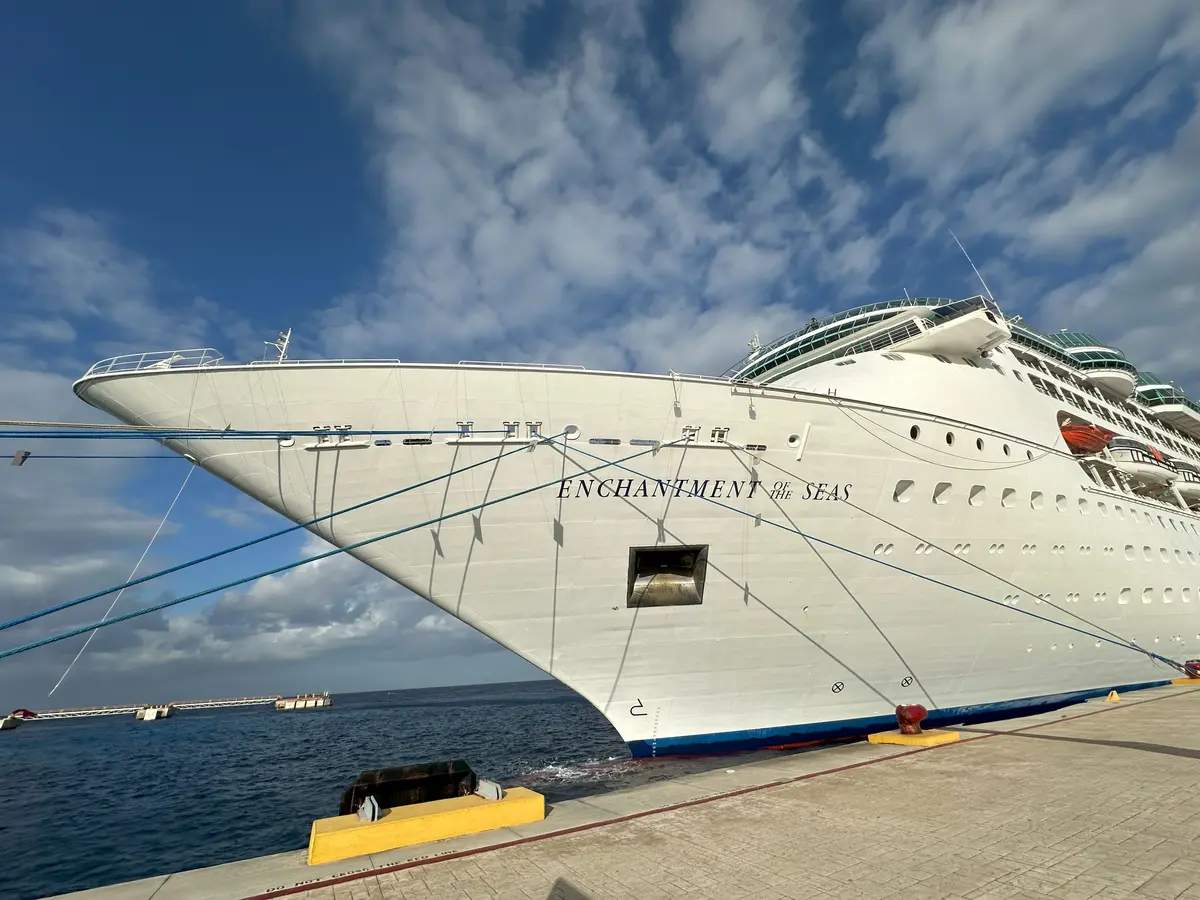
[{"xmin": 895, "ymin": 704, "xmax": 928, "ymax": 735}]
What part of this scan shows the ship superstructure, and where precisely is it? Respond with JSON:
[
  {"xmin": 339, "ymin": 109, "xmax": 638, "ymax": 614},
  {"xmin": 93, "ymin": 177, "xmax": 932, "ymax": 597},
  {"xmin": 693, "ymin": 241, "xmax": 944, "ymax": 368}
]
[{"xmin": 72, "ymin": 296, "xmax": 1200, "ymax": 755}]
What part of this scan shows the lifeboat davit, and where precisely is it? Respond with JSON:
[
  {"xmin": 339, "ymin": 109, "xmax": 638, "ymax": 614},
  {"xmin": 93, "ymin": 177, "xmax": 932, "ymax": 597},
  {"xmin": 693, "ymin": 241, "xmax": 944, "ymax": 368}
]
[{"xmin": 1060, "ymin": 420, "xmax": 1114, "ymax": 454}]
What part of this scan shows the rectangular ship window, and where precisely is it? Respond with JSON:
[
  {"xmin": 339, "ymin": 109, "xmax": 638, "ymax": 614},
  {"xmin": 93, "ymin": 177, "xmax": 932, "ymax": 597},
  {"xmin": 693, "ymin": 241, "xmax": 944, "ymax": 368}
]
[{"xmin": 626, "ymin": 545, "xmax": 708, "ymax": 608}]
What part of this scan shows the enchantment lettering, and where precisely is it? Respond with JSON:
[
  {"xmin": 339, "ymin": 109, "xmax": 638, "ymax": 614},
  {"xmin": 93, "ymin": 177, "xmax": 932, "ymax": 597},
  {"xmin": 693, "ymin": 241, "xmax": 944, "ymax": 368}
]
[{"xmin": 555, "ymin": 478, "xmax": 852, "ymax": 501}]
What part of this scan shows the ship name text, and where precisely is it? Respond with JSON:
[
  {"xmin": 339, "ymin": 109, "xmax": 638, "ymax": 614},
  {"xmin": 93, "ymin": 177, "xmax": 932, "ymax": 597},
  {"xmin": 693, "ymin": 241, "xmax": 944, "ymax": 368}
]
[{"xmin": 555, "ymin": 478, "xmax": 851, "ymax": 502}]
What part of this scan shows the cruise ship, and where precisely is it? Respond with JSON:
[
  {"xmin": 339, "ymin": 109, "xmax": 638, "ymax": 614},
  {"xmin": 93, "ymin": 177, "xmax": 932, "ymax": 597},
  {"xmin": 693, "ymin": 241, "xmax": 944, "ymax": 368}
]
[{"xmin": 72, "ymin": 296, "xmax": 1200, "ymax": 756}]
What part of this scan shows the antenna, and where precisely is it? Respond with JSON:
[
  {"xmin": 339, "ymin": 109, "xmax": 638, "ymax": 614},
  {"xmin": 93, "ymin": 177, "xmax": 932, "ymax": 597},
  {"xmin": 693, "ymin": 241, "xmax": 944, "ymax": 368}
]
[
  {"xmin": 265, "ymin": 328, "xmax": 292, "ymax": 362},
  {"xmin": 949, "ymin": 230, "xmax": 994, "ymax": 302}
]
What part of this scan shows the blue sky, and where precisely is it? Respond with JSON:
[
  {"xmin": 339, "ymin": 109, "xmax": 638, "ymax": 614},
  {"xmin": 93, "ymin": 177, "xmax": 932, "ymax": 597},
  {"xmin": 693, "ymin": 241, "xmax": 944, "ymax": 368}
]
[{"xmin": 1, "ymin": 0, "xmax": 1198, "ymax": 705}]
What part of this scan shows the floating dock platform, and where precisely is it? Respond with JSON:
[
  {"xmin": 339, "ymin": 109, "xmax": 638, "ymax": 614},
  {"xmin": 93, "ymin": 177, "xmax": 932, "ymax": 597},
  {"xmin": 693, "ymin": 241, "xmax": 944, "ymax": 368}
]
[
  {"xmin": 48, "ymin": 682, "xmax": 1200, "ymax": 900},
  {"xmin": 274, "ymin": 693, "xmax": 332, "ymax": 711}
]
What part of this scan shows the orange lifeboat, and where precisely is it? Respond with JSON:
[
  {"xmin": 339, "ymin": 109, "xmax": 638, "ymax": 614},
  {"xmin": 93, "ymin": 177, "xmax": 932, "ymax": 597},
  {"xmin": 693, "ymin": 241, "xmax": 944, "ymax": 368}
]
[{"xmin": 1060, "ymin": 420, "xmax": 1114, "ymax": 454}]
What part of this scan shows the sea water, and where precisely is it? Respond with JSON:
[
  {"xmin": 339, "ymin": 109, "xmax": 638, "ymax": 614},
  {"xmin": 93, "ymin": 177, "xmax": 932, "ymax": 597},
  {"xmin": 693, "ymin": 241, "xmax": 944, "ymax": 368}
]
[{"xmin": 0, "ymin": 680, "xmax": 799, "ymax": 899}]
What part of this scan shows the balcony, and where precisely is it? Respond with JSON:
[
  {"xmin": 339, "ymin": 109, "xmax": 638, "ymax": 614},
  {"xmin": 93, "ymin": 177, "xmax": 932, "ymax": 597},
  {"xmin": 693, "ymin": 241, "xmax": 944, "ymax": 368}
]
[{"xmin": 1136, "ymin": 374, "xmax": 1200, "ymax": 440}]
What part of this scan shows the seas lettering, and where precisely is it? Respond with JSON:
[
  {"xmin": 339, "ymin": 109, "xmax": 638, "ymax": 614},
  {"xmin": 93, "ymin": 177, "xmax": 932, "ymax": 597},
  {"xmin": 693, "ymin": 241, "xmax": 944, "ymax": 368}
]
[{"xmin": 556, "ymin": 477, "xmax": 852, "ymax": 501}]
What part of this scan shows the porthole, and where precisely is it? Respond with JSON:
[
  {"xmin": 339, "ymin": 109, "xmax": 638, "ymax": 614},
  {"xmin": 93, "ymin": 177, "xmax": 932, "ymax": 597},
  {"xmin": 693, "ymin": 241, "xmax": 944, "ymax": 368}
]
[
  {"xmin": 1143, "ymin": 588, "xmax": 1154, "ymax": 604},
  {"xmin": 1031, "ymin": 491, "xmax": 1044, "ymax": 510},
  {"xmin": 915, "ymin": 543, "xmax": 926, "ymax": 554},
  {"xmin": 1164, "ymin": 588, "xmax": 1175, "ymax": 604},
  {"xmin": 1026, "ymin": 449, "xmax": 1034, "ymax": 460},
  {"xmin": 1098, "ymin": 502, "xmax": 1107, "ymax": 517},
  {"xmin": 945, "ymin": 431, "xmax": 955, "ymax": 446},
  {"xmin": 1001, "ymin": 488, "xmax": 1016, "ymax": 508},
  {"xmin": 1161, "ymin": 548, "xmax": 1170, "ymax": 563},
  {"xmin": 1002, "ymin": 443, "xmax": 1011, "ymax": 456},
  {"xmin": 1078, "ymin": 498, "xmax": 1089, "ymax": 515},
  {"xmin": 969, "ymin": 485, "xmax": 986, "ymax": 507},
  {"xmin": 1144, "ymin": 546, "xmax": 1153, "ymax": 561},
  {"xmin": 1055, "ymin": 494, "xmax": 1067, "ymax": 513},
  {"xmin": 1184, "ymin": 588, "xmax": 1193, "ymax": 603},
  {"xmin": 975, "ymin": 437, "xmax": 984, "ymax": 451},
  {"xmin": 933, "ymin": 482, "xmax": 952, "ymax": 505},
  {"xmin": 787, "ymin": 433, "xmax": 801, "ymax": 447},
  {"xmin": 909, "ymin": 425, "xmax": 921, "ymax": 440},
  {"xmin": 563, "ymin": 424, "xmax": 581, "ymax": 440},
  {"xmin": 884, "ymin": 544, "xmax": 894, "ymax": 555},
  {"xmin": 1119, "ymin": 588, "xmax": 1131, "ymax": 605},
  {"xmin": 893, "ymin": 480, "xmax": 915, "ymax": 503}
]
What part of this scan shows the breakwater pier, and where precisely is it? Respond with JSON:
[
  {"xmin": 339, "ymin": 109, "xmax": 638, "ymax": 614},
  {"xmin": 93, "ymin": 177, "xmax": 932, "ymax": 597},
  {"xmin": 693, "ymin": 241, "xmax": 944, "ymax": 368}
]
[{"xmin": 28, "ymin": 696, "xmax": 283, "ymax": 720}]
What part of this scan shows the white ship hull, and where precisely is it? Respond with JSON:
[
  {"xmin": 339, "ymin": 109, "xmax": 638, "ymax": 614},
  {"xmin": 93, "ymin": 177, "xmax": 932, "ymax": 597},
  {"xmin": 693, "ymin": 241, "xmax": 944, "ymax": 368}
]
[{"xmin": 74, "ymin": 353, "xmax": 1200, "ymax": 755}]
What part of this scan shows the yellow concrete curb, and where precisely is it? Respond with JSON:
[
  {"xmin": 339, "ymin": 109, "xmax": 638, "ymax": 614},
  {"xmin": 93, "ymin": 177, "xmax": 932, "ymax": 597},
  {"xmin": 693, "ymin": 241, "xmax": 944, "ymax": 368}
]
[
  {"xmin": 307, "ymin": 787, "xmax": 545, "ymax": 866},
  {"xmin": 867, "ymin": 729, "xmax": 960, "ymax": 747}
]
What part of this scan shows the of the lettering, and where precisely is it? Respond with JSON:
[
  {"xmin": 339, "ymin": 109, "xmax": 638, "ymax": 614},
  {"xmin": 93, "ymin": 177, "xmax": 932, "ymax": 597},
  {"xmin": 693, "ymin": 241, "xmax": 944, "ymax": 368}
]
[{"xmin": 613, "ymin": 478, "xmax": 634, "ymax": 498}]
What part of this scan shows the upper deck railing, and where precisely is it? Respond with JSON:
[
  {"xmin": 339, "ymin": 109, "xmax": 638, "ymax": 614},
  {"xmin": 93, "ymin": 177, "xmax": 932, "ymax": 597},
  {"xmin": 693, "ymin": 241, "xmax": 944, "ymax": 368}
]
[
  {"xmin": 247, "ymin": 358, "xmax": 403, "ymax": 366},
  {"xmin": 81, "ymin": 353, "xmax": 596, "ymax": 378},
  {"xmin": 83, "ymin": 349, "xmax": 224, "ymax": 378}
]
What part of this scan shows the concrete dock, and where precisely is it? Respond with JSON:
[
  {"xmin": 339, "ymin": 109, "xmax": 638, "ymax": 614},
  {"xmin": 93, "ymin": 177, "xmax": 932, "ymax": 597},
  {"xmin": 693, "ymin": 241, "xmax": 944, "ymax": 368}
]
[{"xmin": 58, "ymin": 684, "xmax": 1200, "ymax": 900}]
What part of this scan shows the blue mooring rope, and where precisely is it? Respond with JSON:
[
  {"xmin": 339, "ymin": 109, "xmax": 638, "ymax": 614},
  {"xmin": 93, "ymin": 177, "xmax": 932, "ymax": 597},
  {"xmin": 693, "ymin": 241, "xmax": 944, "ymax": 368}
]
[
  {"xmin": 0, "ymin": 428, "xmax": 506, "ymax": 441},
  {"xmin": 0, "ymin": 437, "xmax": 679, "ymax": 661},
  {"xmin": 0, "ymin": 432, "xmax": 567, "ymax": 633},
  {"xmin": 553, "ymin": 438, "xmax": 1187, "ymax": 674}
]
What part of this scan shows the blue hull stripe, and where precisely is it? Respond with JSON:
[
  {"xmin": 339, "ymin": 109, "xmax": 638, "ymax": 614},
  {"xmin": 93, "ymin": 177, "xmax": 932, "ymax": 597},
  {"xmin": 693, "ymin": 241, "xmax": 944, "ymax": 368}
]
[{"xmin": 626, "ymin": 679, "xmax": 1170, "ymax": 758}]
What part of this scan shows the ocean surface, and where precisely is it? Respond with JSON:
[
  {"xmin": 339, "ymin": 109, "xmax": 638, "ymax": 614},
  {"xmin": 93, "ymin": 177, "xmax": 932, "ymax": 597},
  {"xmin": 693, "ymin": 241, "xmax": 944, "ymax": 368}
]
[{"xmin": 0, "ymin": 679, "xmax": 808, "ymax": 900}]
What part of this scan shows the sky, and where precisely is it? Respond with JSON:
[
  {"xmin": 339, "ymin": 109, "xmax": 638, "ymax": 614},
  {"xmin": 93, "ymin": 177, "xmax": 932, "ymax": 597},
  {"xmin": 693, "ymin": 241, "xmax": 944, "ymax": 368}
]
[{"xmin": 1, "ymin": 0, "xmax": 1198, "ymax": 707}]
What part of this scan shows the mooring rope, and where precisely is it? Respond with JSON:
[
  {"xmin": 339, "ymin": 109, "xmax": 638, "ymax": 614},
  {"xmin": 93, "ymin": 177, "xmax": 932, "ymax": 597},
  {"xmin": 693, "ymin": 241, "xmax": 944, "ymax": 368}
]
[
  {"xmin": 550, "ymin": 437, "xmax": 1187, "ymax": 674},
  {"xmin": 47, "ymin": 465, "xmax": 195, "ymax": 695},
  {"xmin": 0, "ymin": 432, "xmax": 566, "ymax": 633},
  {"xmin": 0, "ymin": 438, "xmax": 681, "ymax": 661}
]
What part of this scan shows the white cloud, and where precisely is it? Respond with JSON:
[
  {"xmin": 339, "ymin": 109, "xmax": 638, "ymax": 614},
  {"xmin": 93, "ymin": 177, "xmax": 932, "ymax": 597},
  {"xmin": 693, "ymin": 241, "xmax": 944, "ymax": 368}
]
[
  {"xmin": 672, "ymin": 0, "xmax": 806, "ymax": 164},
  {"xmin": 855, "ymin": 0, "xmax": 1200, "ymax": 189},
  {"xmin": 852, "ymin": 0, "xmax": 1200, "ymax": 392},
  {"xmin": 89, "ymin": 536, "xmax": 488, "ymax": 671},
  {"xmin": 299, "ymin": 0, "xmax": 877, "ymax": 376},
  {"xmin": 0, "ymin": 208, "xmax": 259, "ymax": 362}
]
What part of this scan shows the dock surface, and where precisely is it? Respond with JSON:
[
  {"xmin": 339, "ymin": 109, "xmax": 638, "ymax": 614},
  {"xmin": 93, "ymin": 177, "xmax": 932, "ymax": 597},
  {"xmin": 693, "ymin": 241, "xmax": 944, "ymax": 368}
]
[{"xmin": 55, "ymin": 684, "xmax": 1200, "ymax": 900}]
